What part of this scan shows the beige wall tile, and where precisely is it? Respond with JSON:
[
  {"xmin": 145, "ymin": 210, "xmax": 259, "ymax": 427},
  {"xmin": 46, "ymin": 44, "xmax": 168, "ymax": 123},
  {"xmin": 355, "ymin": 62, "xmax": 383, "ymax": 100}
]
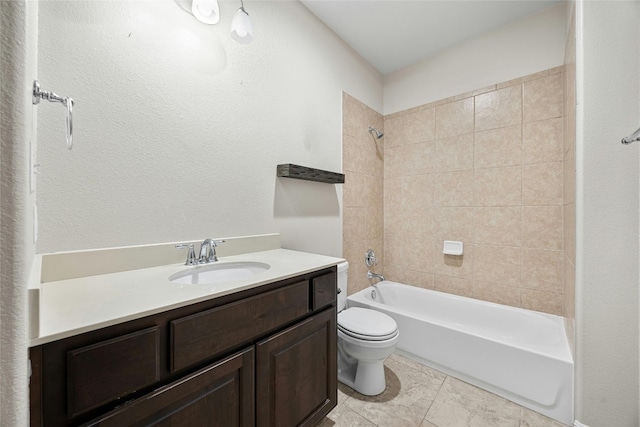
[
  {"xmin": 474, "ymin": 125, "xmax": 522, "ymax": 169},
  {"xmin": 366, "ymin": 206, "xmax": 384, "ymax": 240},
  {"xmin": 405, "ymin": 270, "xmax": 435, "ymax": 290},
  {"xmin": 435, "ymin": 241, "xmax": 473, "ymax": 279},
  {"xmin": 364, "ymin": 134, "xmax": 384, "ymax": 177},
  {"xmin": 405, "ymin": 107, "xmax": 436, "ymax": 144},
  {"xmin": 435, "ymin": 133, "xmax": 474, "ymax": 172},
  {"xmin": 384, "ymin": 176, "xmax": 403, "ymax": 206},
  {"xmin": 343, "ymin": 94, "xmax": 365, "ymax": 138},
  {"xmin": 384, "ymin": 204, "xmax": 403, "ymax": 238},
  {"xmin": 382, "ymin": 265, "xmax": 405, "ymax": 284},
  {"xmin": 521, "ymin": 289, "xmax": 563, "ymax": 315},
  {"xmin": 522, "ymin": 162, "xmax": 563, "ymax": 206},
  {"xmin": 343, "ymin": 239, "xmax": 368, "ymax": 295},
  {"xmin": 474, "ymin": 244, "xmax": 521, "ymax": 287},
  {"xmin": 435, "ymin": 98, "xmax": 474, "ymax": 138},
  {"xmin": 403, "ymin": 205, "xmax": 435, "ymax": 240},
  {"xmin": 384, "ymin": 146, "xmax": 402, "ymax": 178},
  {"xmin": 383, "ymin": 114, "xmax": 404, "ymax": 149},
  {"xmin": 404, "ymin": 175, "xmax": 437, "ymax": 207},
  {"xmin": 563, "ymin": 255, "xmax": 575, "ymax": 319},
  {"xmin": 474, "ymin": 281, "xmax": 521, "ymax": 307},
  {"xmin": 384, "ymin": 237, "xmax": 404, "ymax": 271},
  {"xmin": 435, "ymin": 274, "xmax": 473, "ymax": 298},
  {"xmin": 523, "ymin": 73, "xmax": 562, "ymax": 123},
  {"xmin": 522, "ymin": 206, "xmax": 563, "ymax": 250},
  {"xmin": 474, "ymin": 85, "xmax": 522, "ymax": 132},
  {"xmin": 343, "ymin": 207, "xmax": 367, "ymax": 242},
  {"xmin": 522, "ymin": 249, "xmax": 563, "ymax": 294},
  {"xmin": 343, "ymin": 172, "xmax": 367, "ymax": 207},
  {"xmin": 474, "ymin": 166, "xmax": 522, "ymax": 206},
  {"xmin": 438, "ymin": 207, "xmax": 475, "ymax": 242},
  {"xmin": 474, "ymin": 207, "xmax": 522, "ymax": 246},
  {"xmin": 403, "ymin": 141, "xmax": 436, "ymax": 175},
  {"xmin": 563, "ymin": 142, "xmax": 576, "ymax": 205},
  {"xmin": 404, "ymin": 238, "xmax": 436, "ymax": 273},
  {"xmin": 436, "ymin": 171, "xmax": 474, "ymax": 207},
  {"xmin": 353, "ymin": 67, "xmax": 565, "ymax": 316},
  {"xmin": 523, "ymin": 118, "xmax": 563, "ymax": 164},
  {"xmin": 564, "ymin": 203, "xmax": 575, "ymax": 265},
  {"xmin": 496, "ymin": 69, "xmax": 550, "ymax": 89},
  {"xmin": 343, "ymin": 134, "xmax": 364, "ymax": 174}
]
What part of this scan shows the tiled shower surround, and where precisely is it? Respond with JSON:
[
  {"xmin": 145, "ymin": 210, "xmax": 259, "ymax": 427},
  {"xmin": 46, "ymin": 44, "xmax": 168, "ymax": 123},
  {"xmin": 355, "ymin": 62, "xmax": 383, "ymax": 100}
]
[{"xmin": 343, "ymin": 66, "xmax": 571, "ymax": 316}]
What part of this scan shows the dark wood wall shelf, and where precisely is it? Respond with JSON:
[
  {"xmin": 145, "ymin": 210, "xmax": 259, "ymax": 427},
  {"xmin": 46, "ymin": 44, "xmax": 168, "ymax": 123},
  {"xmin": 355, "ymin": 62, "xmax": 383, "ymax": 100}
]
[{"xmin": 277, "ymin": 164, "xmax": 345, "ymax": 184}]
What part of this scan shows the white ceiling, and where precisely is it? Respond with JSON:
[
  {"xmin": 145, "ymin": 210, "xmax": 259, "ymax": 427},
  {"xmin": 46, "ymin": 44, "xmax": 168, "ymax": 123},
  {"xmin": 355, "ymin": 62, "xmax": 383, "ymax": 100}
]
[{"xmin": 300, "ymin": 0, "xmax": 562, "ymax": 75}]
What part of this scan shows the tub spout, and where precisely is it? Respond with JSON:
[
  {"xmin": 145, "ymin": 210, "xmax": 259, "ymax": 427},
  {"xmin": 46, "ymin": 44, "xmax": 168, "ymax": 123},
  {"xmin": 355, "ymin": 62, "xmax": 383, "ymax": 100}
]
[{"xmin": 367, "ymin": 270, "xmax": 385, "ymax": 284}]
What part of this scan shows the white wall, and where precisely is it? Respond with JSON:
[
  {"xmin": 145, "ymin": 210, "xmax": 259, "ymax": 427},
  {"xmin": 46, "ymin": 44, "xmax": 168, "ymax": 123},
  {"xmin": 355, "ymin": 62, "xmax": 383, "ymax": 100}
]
[
  {"xmin": 0, "ymin": 1, "xmax": 38, "ymax": 425},
  {"xmin": 383, "ymin": 4, "xmax": 565, "ymax": 115},
  {"xmin": 575, "ymin": 1, "xmax": 640, "ymax": 425},
  {"xmin": 36, "ymin": 0, "xmax": 382, "ymax": 257}
]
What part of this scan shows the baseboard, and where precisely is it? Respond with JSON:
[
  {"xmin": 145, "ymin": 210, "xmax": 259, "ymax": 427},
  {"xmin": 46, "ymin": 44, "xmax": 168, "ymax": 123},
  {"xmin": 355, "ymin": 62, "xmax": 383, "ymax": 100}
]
[{"xmin": 574, "ymin": 420, "xmax": 589, "ymax": 427}]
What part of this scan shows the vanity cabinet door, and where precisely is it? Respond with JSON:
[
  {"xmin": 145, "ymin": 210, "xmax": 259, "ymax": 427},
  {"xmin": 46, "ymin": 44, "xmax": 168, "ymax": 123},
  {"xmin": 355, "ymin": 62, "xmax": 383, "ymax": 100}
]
[
  {"xmin": 83, "ymin": 347, "xmax": 255, "ymax": 427},
  {"xmin": 256, "ymin": 308, "xmax": 337, "ymax": 427}
]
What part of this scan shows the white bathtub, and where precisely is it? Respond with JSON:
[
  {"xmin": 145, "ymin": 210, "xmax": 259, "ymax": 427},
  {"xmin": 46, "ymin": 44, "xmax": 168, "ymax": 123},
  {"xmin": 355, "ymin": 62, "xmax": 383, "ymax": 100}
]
[{"xmin": 348, "ymin": 281, "xmax": 574, "ymax": 425}]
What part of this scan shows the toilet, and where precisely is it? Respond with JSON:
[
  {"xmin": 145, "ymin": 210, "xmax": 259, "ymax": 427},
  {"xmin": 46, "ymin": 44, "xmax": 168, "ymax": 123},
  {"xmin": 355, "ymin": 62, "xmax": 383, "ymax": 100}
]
[{"xmin": 336, "ymin": 261, "xmax": 399, "ymax": 396}]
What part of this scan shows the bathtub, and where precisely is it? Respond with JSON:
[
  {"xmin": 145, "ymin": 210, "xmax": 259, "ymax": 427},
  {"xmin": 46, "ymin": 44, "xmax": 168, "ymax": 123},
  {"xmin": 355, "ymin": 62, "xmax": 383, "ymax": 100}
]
[{"xmin": 348, "ymin": 281, "xmax": 574, "ymax": 425}]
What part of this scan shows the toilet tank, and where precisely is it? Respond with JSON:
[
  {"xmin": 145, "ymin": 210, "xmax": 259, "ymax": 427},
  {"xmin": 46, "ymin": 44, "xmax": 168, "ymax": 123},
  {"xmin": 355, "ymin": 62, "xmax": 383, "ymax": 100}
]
[{"xmin": 337, "ymin": 261, "xmax": 349, "ymax": 311}]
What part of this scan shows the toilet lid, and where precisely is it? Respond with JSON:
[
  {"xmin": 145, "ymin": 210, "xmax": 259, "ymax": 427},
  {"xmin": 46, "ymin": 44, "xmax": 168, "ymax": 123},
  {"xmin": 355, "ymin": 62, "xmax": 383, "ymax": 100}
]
[{"xmin": 338, "ymin": 307, "xmax": 398, "ymax": 340}]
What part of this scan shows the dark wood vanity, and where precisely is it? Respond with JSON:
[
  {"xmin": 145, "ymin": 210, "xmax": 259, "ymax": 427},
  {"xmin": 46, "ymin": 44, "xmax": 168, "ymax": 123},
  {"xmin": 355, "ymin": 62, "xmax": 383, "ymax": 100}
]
[{"xmin": 29, "ymin": 266, "xmax": 338, "ymax": 426}]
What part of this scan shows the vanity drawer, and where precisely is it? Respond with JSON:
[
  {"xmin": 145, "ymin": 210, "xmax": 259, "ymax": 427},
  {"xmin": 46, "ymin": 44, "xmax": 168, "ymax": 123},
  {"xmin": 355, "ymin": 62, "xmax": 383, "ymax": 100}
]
[
  {"xmin": 170, "ymin": 281, "xmax": 310, "ymax": 372},
  {"xmin": 311, "ymin": 272, "xmax": 336, "ymax": 310},
  {"xmin": 67, "ymin": 327, "xmax": 160, "ymax": 418}
]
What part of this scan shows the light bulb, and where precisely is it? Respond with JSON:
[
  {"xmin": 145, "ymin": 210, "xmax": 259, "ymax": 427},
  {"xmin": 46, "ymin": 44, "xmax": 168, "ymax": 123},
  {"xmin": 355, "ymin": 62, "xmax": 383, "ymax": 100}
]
[
  {"xmin": 191, "ymin": 0, "xmax": 219, "ymax": 24},
  {"xmin": 231, "ymin": 7, "xmax": 253, "ymax": 44}
]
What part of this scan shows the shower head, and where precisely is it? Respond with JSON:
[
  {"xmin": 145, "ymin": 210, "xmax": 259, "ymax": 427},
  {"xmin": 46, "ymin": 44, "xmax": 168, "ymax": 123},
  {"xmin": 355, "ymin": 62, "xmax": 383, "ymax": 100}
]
[{"xmin": 368, "ymin": 126, "xmax": 384, "ymax": 139}]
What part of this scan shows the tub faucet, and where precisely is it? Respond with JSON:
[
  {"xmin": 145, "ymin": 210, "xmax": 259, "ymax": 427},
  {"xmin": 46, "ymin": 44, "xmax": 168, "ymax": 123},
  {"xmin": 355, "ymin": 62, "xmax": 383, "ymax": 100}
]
[
  {"xmin": 367, "ymin": 270, "xmax": 385, "ymax": 284},
  {"xmin": 199, "ymin": 238, "xmax": 226, "ymax": 263}
]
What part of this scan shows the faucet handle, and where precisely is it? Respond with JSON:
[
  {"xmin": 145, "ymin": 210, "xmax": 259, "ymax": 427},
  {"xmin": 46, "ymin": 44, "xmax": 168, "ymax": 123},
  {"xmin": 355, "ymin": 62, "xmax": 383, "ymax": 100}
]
[
  {"xmin": 209, "ymin": 240, "xmax": 225, "ymax": 262},
  {"xmin": 176, "ymin": 243, "xmax": 198, "ymax": 266}
]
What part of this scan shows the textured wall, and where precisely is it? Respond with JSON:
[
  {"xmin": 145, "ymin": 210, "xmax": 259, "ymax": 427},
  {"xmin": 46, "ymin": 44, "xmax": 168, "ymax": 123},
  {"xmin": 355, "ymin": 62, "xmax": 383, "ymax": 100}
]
[
  {"xmin": 382, "ymin": 68, "xmax": 565, "ymax": 316},
  {"xmin": 383, "ymin": 4, "xmax": 565, "ymax": 115},
  {"xmin": 575, "ymin": 1, "xmax": 640, "ymax": 425},
  {"xmin": 342, "ymin": 93, "xmax": 384, "ymax": 295},
  {"xmin": 0, "ymin": 1, "xmax": 37, "ymax": 425},
  {"xmin": 562, "ymin": 1, "xmax": 576, "ymax": 359},
  {"xmin": 35, "ymin": 0, "xmax": 383, "ymax": 257}
]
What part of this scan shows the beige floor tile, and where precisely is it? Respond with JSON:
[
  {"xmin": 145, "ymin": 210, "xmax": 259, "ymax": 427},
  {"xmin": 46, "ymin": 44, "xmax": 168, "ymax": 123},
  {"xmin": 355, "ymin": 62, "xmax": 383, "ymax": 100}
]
[
  {"xmin": 345, "ymin": 357, "xmax": 445, "ymax": 427},
  {"xmin": 317, "ymin": 404, "xmax": 378, "ymax": 427},
  {"xmin": 425, "ymin": 377, "xmax": 521, "ymax": 427},
  {"xmin": 337, "ymin": 382, "xmax": 355, "ymax": 406},
  {"xmin": 387, "ymin": 353, "xmax": 447, "ymax": 381},
  {"xmin": 520, "ymin": 407, "xmax": 568, "ymax": 427}
]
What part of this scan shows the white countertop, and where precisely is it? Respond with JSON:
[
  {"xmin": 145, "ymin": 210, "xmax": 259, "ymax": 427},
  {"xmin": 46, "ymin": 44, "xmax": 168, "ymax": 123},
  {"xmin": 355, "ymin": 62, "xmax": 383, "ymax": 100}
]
[{"xmin": 32, "ymin": 249, "xmax": 344, "ymax": 346}]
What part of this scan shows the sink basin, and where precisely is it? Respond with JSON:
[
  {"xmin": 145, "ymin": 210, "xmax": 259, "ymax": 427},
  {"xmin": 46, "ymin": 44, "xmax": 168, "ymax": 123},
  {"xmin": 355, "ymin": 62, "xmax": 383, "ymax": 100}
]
[{"xmin": 169, "ymin": 261, "xmax": 271, "ymax": 285}]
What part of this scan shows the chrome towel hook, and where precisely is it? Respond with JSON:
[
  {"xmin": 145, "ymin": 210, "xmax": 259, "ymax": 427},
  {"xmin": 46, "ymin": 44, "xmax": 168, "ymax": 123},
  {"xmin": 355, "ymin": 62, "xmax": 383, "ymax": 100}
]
[
  {"xmin": 32, "ymin": 80, "xmax": 74, "ymax": 150},
  {"xmin": 621, "ymin": 126, "xmax": 640, "ymax": 145}
]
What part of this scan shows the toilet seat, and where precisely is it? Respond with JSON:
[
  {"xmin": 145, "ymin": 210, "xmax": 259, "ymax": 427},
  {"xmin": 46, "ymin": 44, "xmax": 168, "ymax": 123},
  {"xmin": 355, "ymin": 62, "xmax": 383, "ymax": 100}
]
[{"xmin": 338, "ymin": 307, "xmax": 398, "ymax": 341}]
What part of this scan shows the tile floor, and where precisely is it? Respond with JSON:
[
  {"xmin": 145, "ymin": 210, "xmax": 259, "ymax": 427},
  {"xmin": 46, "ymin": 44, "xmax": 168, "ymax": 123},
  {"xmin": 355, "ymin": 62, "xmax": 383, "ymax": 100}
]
[{"xmin": 318, "ymin": 353, "xmax": 568, "ymax": 427}]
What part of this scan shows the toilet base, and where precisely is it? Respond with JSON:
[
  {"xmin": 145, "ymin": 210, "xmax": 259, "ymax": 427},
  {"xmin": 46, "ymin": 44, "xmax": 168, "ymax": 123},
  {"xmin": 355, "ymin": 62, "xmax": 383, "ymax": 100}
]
[{"xmin": 337, "ymin": 345, "xmax": 387, "ymax": 396}]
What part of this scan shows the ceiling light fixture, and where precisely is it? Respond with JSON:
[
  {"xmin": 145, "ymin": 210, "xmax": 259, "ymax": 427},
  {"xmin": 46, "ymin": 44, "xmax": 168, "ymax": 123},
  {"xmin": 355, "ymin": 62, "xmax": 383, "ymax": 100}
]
[
  {"xmin": 230, "ymin": 0, "xmax": 253, "ymax": 45},
  {"xmin": 175, "ymin": 0, "xmax": 253, "ymax": 44}
]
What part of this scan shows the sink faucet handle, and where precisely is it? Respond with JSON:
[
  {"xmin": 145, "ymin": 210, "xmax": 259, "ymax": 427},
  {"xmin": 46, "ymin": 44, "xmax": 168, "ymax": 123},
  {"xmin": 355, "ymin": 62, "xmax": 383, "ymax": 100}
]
[
  {"xmin": 175, "ymin": 243, "xmax": 198, "ymax": 266},
  {"xmin": 208, "ymin": 239, "xmax": 225, "ymax": 262}
]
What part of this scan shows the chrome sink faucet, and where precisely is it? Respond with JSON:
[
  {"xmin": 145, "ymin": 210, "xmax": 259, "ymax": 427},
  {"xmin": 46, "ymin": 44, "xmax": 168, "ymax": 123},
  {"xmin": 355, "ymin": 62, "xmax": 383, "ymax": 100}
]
[
  {"xmin": 175, "ymin": 239, "xmax": 225, "ymax": 265},
  {"xmin": 199, "ymin": 238, "xmax": 225, "ymax": 263}
]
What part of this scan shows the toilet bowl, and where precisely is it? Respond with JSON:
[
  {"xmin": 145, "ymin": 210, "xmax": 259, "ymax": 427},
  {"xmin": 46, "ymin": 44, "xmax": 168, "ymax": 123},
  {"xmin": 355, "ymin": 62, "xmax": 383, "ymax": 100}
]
[{"xmin": 336, "ymin": 262, "xmax": 399, "ymax": 396}]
